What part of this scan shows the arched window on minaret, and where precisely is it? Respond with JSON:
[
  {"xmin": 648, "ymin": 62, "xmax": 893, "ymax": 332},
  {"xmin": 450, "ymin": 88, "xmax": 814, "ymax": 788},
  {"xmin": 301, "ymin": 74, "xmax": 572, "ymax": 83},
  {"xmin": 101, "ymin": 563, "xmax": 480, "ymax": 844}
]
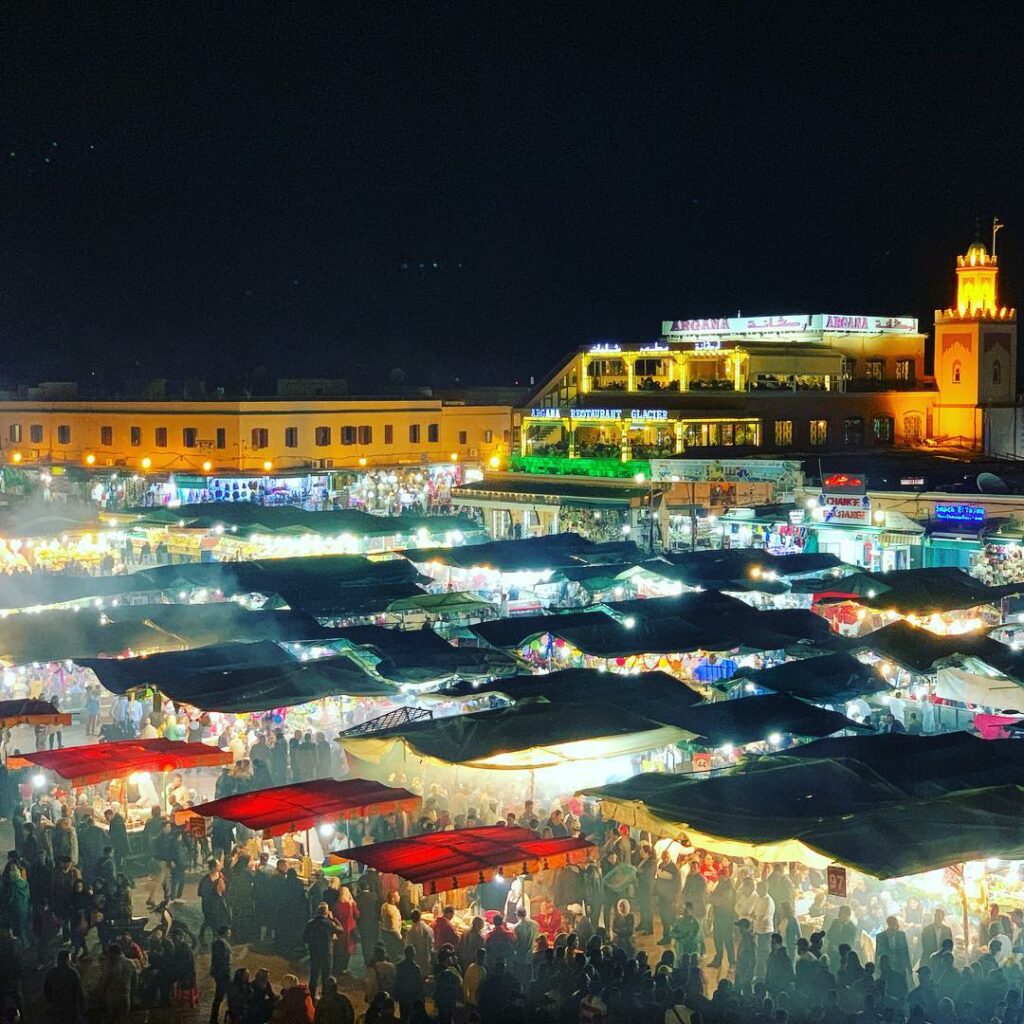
[{"xmin": 993, "ymin": 360, "xmax": 1002, "ymax": 385}]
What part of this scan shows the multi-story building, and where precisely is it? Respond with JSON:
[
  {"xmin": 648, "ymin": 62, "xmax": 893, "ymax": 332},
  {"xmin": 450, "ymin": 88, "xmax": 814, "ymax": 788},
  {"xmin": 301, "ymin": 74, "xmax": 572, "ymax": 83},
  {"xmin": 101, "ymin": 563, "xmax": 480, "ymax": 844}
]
[
  {"xmin": 518, "ymin": 237, "xmax": 1017, "ymax": 461},
  {"xmin": 0, "ymin": 396, "xmax": 512, "ymax": 510}
]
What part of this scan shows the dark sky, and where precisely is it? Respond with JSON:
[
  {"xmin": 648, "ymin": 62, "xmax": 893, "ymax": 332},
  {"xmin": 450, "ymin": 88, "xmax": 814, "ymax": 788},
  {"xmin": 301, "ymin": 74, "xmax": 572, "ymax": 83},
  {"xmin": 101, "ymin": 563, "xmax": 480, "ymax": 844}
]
[{"xmin": 1, "ymin": 5, "xmax": 1023, "ymax": 390}]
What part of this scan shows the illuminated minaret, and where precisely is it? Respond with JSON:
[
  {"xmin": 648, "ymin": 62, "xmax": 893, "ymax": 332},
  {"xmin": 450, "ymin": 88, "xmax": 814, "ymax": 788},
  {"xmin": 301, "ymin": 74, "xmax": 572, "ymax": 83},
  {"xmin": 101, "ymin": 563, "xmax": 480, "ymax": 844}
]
[
  {"xmin": 933, "ymin": 224, "xmax": 1017, "ymax": 449},
  {"xmin": 955, "ymin": 239, "xmax": 1000, "ymax": 316}
]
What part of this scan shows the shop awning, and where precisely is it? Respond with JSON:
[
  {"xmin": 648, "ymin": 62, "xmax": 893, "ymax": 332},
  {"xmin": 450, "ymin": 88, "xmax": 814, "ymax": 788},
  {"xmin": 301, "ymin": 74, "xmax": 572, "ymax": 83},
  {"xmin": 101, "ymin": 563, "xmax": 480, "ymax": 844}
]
[
  {"xmin": 0, "ymin": 699, "xmax": 72, "ymax": 728},
  {"xmin": 933, "ymin": 666, "xmax": 1024, "ymax": 708},
  {"xmin": 601, "ymin": 591, "xmax": 751, "ymax": 622},
  {"xmin": 731, "ymin": 653, "xmax": 889, "ymax": 704},
  {"xmin": 180, "ymin": 778, "xmax": 421, "ymax": 836},
  {"xmin": 406, "ymin": 533, "xmax": 634, "ymax": 572},
  {"xmin": 657, "ymin": 550, "xmax": 845, "ymax": 584},
  {"xmin": 342, "ymin": 701, "xmax": 693, "ymax": 770},
  {"xmin": 337, "ymin": 825, "xmax": 595, "ymax": 893},
  {"xmin": 23, "ymin": 739, "xmax": 232, "ymax": 786},
  {"xmin": 289, "ymin": 582, "xmax": 426, "ymax": 617}
]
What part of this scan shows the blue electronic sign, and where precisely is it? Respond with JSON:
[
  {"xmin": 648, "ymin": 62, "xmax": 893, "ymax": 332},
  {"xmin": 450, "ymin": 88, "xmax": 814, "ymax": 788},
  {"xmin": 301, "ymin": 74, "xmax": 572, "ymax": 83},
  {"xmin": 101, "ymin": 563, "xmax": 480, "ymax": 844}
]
[{"xmin": 934, "ymin": 503, "xmax": 985, "ymax": 524}]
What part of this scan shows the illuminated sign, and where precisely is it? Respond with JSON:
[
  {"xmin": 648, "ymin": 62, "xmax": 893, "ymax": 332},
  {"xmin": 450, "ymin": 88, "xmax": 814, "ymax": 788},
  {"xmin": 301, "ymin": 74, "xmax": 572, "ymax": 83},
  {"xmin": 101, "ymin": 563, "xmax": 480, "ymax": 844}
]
[
  {"xmin": 694, "ymin": 338, "xmax": 722, "ymax": 351},
  {"xmin": 662, "ymin": 313, "xmax": 919, "ymax": 337},
  {"xmin": 570, "ymin": 409, "xmax": 622, "ymax": 421},
  {"xmin": 822, "ymin": 473, "xmax": 867, "ymax": 495},
  {"xmin": 638, "ymin": 343, "xmax": 669, "ymax": 353},
  {"xmin": 934, "ymin": 503, "xmax": 985, "ymax": 524},
  {"xmin": 529, "ymin": 408, "xmax": 562, "ymax": 419},
  {"xmin": 630, "ymin": 409, "xmax": 668, "ymax": 421},
  {"xmin": 589, "ymin": 343, "xmax": 621, "ymax": 353},
  {"xmin": 820, "ymin": 493, "xmax": 872, "ymax": 524}
]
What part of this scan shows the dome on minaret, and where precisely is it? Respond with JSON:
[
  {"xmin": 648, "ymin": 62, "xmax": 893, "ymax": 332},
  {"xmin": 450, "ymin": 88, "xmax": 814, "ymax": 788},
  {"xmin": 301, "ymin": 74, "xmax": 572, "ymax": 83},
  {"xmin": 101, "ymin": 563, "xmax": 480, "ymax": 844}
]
[{"xmin": 964, "ymin": 240, "xmax": 991, "ymax": 266}]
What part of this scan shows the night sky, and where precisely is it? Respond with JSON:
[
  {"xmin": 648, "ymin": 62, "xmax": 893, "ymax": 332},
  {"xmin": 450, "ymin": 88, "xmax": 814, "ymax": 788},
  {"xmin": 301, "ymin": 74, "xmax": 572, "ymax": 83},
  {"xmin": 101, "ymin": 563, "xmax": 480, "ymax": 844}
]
[{"xmin": 2, "ymin": 6, "xmax": 1023, "ymax": 391}]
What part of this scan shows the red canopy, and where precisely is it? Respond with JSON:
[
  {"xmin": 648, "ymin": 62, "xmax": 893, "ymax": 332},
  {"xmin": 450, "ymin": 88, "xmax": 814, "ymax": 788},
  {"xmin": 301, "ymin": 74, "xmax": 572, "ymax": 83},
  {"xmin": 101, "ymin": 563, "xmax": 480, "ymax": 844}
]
[
  {"xmin": 23, "ymin": 738, "xmax": 232, "ymax": 785},
  {"xmin": 0, "ymin": 699, "xmax": 72, "ymax": 728},
  {"xmin": 338, "ymin": 825, "xmax": 595, "ymax": 895},
  {"xmin": 180, "ymin": 778, "xmax": 421, "ymax": 837}
]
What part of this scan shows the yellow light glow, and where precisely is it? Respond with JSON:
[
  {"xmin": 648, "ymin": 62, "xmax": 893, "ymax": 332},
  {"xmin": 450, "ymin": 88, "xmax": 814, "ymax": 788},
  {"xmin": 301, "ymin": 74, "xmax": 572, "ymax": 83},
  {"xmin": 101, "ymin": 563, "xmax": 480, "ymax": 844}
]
[
  {"xmin": 141, "ymin": 457, "xmax": 152, "ymax": 470},
  {"xmin": 10, "ymin": 451, "xmax": 21, "ymax": 463},
  {"xmin": 85, "ymin": 453, "xmax": 96, "ymax": 465},
  {"xmin": 262, "ymin": 460, "xmax": 273, "ymax": 472},
  {"xmin": 358, "ymin": 457, "xmax": 367, "ymax": 466},
  {"xmin": 202, "ymin": 460, "xmax": 212, "ymax": 472},
  {"xmin": 450, "ymin": 452, "xmax": 459, "ymax": 461},
  {"xmin": 488, "ymin": 455, "xmax": 500, "ymax": 469}
]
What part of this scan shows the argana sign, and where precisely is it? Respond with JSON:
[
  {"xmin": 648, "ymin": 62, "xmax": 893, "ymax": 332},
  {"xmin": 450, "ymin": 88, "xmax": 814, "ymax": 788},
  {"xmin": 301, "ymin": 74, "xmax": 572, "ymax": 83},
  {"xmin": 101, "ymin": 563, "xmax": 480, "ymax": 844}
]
[{"xmin": 662, "ymin": 313, "xmax": 918, "ymax": 338}]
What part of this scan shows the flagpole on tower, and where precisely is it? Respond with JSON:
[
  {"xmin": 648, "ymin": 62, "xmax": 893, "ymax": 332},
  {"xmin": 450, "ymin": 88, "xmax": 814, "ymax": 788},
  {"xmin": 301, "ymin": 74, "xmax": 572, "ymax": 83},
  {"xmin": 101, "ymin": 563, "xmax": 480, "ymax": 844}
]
[{"xmin": 992, "ymin": 217, "xmax": 1004, "ymax": 258}]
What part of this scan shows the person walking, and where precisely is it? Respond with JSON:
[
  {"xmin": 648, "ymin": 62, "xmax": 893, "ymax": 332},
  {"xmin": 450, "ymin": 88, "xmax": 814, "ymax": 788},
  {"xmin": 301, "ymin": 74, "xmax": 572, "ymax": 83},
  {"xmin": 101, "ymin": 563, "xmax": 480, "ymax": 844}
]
[
  {"xmin": 303, "ymin": 903, "xmax": 343, "ymax": 1001},
  {"xmin": 655, "ymin": 848, "xmax": 680, "ymax": 946},
  {"xmin": 393, "ymin": 945, "xmax": 424, "ymax": 1022},
  {"xmin": 209, "ymin": 925, "xmax": 233, "ymax": 1024}
]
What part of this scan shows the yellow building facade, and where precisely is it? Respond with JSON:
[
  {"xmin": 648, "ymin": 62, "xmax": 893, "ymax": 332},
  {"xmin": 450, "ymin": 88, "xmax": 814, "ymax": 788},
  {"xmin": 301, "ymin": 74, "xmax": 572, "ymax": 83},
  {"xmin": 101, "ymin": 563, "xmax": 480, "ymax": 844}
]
[{"xmin": 0, "ymin": 398, "xmax": 512, "ymax": 474}]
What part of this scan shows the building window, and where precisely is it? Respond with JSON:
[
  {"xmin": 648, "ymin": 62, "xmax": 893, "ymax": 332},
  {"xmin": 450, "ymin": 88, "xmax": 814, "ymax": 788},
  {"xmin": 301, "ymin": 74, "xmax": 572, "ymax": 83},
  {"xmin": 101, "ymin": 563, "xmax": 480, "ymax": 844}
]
[
  {"xmin": 30, "ymin": 424, "xmax": 43, "ymax": 444},
  {"xmin": 409, "ymin": 424, "xmax": 421, "ymax": 444},
  {"xmin": 843, "ymin": 417, "xmax": 864, "ymax": 446},
  {"xmin": 130, "ymin": 426, "xmax": 141, "ymax": 447},
  {"xmin": 384, "ymin": 424, "xmax": 394, "ymax": 445},
  {"xmin": 774, "ymin": 420, "xmax": 793, "ymax": 447},
  {"xmin": 358, "ymin": 426, "xmax": 372, "ymax": 445},
  {"xmin": 993, "ymin": 361, "xmax": 1002, "ymax": 385},
  {"xmin": 484, "ymin": 429, "xmax": 494, "ymax": 444},
  {"xmin": 458, "ymin": 430, "xmax": 468, "ymax": 445},
  {"xmin": 251, "ymin": 428, "xmax": 269, "ymax": 449},
  {"xmin": 865, "ymin": 359, "xmax": 884, "ymax": 381},
  {"xmin": 216, "ymin": 428, "xmax": 226, "ymax": 450},
  {"xmin": 8, "ymin": 424, "xmax": 21, "ymax": 443},
  {"xmin": 952, "ymin": 361, "xmax": 962, "ymax": 384},
  {"xmin": 872, "ymin": 415, "xmax": 894, "ymax": 443},
  {"xmin": 314, "ymin": 426, "xmax": 331, "ymax": 447},
  {"xmin": 155, "ymin": 427, "xmax": 168, "ymax": 448},
  {"xmin": 904, "ymin": 413, "xmax": 923, "ymax": 442},
  {"xmin": 100, "ymin": 426, "xmax": 114, "ymax": 447},
  {"xmin": 57, "ymin": 425, "xmax": 72, "ymax": 445},
  {"xmin": 182, "ymin": 427, "xmax": 198, "ymax": 448},
  {"xmin": 895, "ymin": 359, "xmax": 914, "ymax": 383},
  {"xmin": 284, "ymin": 427, "xmax": 299, "ymax": 449},
  {"xmin": 504, "ymin": 429, "xmax": 511, "ymax": 443},
  {"xmin": 427, "ymin": 423, "xmax": 440, "ymax": 443},
  {"xmin": 809, "ymin": 419, "xmax": 829, "ymax": 446},
  {"xmin": 341, "ymin": 426, "xmax": 357, "ymax": 445}
]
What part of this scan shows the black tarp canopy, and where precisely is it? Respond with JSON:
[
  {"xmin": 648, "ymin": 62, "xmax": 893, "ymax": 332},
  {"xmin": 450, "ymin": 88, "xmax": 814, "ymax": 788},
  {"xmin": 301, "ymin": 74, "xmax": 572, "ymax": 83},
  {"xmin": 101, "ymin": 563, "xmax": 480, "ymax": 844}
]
[
  {"xmin": 342, "ymin": 701, "xmax": 688, "ymax": 769},
  {"xmin": 124, "ymin": 502, "xmax": 480, "ymax": 540},
  {"xmin": 585, "ymin": 739, "xmax": 1024, "ymax": 877},
  {"xmin": 149, "ymin": 656, "xmax": 398, "ymax": 711},
  {"xmin": 656, "ymin": 550, "xmax": 844, "ymax": 585},
  {"xmin": 852, "ymin": 620, "xmax": 1024, "ymax": 682},
  {"xmin": 433, "ymin": 668, "xmax": 705, "ymax": 723},
  {"xmin": 406, "ymin": 533, "xmax": 640, "ymax": 572},
  {"xmin": 731, "ymin": 652, "xmax": 888, "ymax": 703},
  {"xmin": 816, "ymin": 567, "xmax": 1022, "ymax": 615},
  {"xmin": 0, "ymin": 604, "xmax": 342, "ymax": 665},
  {"xmin": 0, "ymin": 553, "xmax": 425, "ymax": 611},
  {"xmin": 471, "ymin": 604, "xmax": 845, "ymax": 659},
  {"xmin": 601, "ymin": 591, "xmax": 751, "ymax": 622},
  {"xmin": 672, "ymin": 693, "xmax": 866, "ymax": 745}
]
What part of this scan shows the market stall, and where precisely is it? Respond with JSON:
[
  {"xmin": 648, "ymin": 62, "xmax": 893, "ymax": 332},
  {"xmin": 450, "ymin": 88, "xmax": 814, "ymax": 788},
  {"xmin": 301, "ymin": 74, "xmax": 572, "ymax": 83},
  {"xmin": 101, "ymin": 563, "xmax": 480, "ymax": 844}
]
[{"xmin": 340, "ymin": 824, "xmax": 595, "ymax": 896}]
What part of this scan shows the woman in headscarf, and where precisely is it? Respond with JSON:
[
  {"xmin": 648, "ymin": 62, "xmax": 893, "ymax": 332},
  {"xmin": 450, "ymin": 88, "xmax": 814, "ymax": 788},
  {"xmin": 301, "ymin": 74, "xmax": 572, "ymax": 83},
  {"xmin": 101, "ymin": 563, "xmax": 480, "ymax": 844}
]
[
  {"xmin": 456, "ymin": 915, "xmax": 486, "ymax": 972},
  {"xmin": 4, "ymin": 861, "xmax": 32, "ymax": 945},
  {"xmin": 612, "ymin": 897, "xmax": 636, "ymax": 956}
]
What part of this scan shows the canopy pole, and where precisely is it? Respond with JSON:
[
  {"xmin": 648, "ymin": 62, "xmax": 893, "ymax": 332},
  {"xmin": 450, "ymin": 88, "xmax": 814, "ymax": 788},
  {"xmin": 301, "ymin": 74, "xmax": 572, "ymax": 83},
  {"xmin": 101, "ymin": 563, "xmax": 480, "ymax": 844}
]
[{"xmin": 960, "ymin": 862, "xmax": 970, "ymax": 961}]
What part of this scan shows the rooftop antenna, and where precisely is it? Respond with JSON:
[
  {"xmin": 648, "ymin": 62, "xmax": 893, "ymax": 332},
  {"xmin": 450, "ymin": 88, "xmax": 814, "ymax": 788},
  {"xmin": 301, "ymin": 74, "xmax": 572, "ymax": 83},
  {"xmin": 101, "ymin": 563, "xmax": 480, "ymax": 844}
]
[{"xmin": 993, "ymin": 216, "xmax": 1004, "ymax": 258}]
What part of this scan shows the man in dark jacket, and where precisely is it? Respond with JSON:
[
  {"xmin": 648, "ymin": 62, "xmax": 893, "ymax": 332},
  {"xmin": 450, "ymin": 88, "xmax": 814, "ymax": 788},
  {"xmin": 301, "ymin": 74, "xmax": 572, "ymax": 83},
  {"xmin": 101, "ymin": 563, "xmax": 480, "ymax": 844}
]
[
  {"xmin": 393, "ymin": 945, "xmax": 424, "ymax": 1022},
  {"xmin": 476, "ymin": 957, "xmax": 515, "ymax": 1024},
  {"xmin": 654, "ymin": 849, "xmax": 680, "ymax": 945},
  {"xmin": 44, "ymin": 949, "xmax": 85, "ymax": 1024},
  {"xmin": 104, "ymin": 807, "xmax": 132, "ymax": 879},
  {"xmin": 303, "ymin": 902, "xmax": 342, "ymax": 1000},
  {"xmin": 356, "ymin": 880, "xmax": 382, "ymax": 964}
]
